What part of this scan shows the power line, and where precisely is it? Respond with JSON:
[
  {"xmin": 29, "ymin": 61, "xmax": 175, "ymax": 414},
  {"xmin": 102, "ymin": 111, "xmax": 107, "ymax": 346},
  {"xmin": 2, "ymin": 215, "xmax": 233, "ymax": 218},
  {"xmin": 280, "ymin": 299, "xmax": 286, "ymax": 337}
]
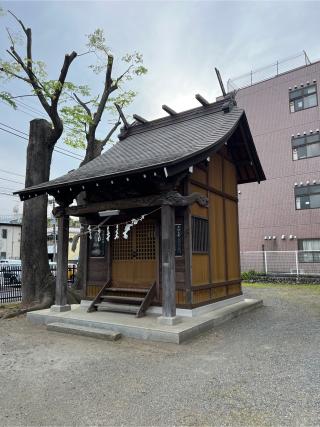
[
  {"xmin": 0, "ymin": 121, "xmax": 84, "ymax": 158},
  {"xmin": 0, "ymin": 176, "xmax": 24, "ymax": 185},
  {"xmin": 0, "ymin": 125, "xmax": 83, "ymax": 161},
  {"xmin": 0, "ymin": 168, "xmax": 25, "ymax": 178},
  {"xmin": 0, "ymin": 186, "xmax": 19, "ymax": 191},
  {"xmin": 0, "ymin": 97, "xmax": 116, "ymax": 144}
]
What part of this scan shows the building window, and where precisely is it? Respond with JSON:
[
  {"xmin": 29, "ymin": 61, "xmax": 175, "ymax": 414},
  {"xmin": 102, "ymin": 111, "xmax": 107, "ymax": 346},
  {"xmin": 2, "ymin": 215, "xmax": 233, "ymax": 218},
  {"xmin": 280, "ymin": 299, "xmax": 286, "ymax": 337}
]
[
  {"xmin": 175, "ymin": 224, "xmax": 183, "ymax": 257},
  {"xmin": 192, "ymin": 217, "xmax": 209, "ymax": 253},
  {"xmin": 289, "ymin": 84, "xmax": 318, "ymax": 113},
  {"xmin": 295, "ymin": 184, "xmax": 320, "ymax": 210},
  {"xmin": 298, "ymin": 239, "xmax": 320, "ymax": 263},
  {"xmin": 292, "ymin": 133, "xmax": 320, "ymax": 160},
  {"xmin": 89, "ymin": 230, "xmax": 105, "ymax": 257},
  {"xmin": 2, "ymin": 229, "xmax": 7, "ymax": 239},
  {"xmin": 0, "ymin": 252, "xmax": 6, "ymax": 259}
]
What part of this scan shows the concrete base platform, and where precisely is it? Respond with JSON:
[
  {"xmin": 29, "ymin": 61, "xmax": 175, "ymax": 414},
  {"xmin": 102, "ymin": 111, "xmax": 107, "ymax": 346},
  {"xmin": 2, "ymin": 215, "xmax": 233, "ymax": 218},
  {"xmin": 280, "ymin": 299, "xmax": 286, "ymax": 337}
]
[
  {"xmin": 27, "ymin": 298, "xmax": 263, "ymax": 344},
  {"xmin": 47, "ymin": 322, "xmax": 121, "ymax": 341}
]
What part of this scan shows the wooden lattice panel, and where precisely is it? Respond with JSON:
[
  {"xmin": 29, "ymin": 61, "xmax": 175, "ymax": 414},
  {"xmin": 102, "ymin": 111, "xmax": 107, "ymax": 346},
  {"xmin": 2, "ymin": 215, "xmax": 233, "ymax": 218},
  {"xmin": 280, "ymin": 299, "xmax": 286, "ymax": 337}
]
[
  {"xmin": 112, "ymin": 225, "xmax": 134, "ymax": 260},
  {"xmin": 112, "ymin": 223, "xmax": 156, "ymax": 261},
  {"xmin": 135, "ymin": 223, "xmax": 156, "ymax": 260}
]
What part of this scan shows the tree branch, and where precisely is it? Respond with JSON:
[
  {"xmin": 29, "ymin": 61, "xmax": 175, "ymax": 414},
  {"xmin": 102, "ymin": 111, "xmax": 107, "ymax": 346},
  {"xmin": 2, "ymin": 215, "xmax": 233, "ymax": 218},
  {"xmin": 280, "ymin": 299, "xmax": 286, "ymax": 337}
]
[
  {"xmin": 10, "ymin": 94, "xmax": 37, "ymax": 99},
  {"xmin": 73, "ymin": 93, "xmax": 92, "ymax": 116},
  {"xmin": 0, "ymin": 67, "xmax": 31, "ymax": 83},
  {"xmin": 6, "ymin": 40, "xmax": 51, "ymax": 116},
  {"xmin": 115, "ymin": 64, "xmax": 134, "ymax": 86},
  {"xmin": 8, "ymin": 10, "xmax": 28, "ymax": 34},
  {"xmin": 8, "ymin": 10, "xmax": 33, "ymax": 71},
  {"xmin": 51, "ymin": 51, "xmax": 77, "ymax": 110},
  {"xmin": 92, "ymin": 55, "xmax": 114, "ymax": 128}
]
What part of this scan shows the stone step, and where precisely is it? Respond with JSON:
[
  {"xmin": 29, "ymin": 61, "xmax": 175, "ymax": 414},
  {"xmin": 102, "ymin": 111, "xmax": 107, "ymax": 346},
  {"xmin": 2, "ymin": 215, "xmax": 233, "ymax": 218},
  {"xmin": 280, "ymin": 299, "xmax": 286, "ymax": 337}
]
[
  {"xmin": 47, "ymin": 322, "xmax": 121, "ymax": 341},
  {"xmin": 97, "ymin": 302, "xmax": 139, "ymax": 314}
]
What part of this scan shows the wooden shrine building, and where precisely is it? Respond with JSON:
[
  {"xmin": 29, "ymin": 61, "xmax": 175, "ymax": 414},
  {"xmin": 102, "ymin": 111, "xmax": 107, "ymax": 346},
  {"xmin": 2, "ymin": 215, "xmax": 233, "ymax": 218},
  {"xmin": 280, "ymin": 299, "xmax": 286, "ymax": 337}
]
[{"xmin": 17, "ymin": 95, "xmax": 265, "ymax": 322}]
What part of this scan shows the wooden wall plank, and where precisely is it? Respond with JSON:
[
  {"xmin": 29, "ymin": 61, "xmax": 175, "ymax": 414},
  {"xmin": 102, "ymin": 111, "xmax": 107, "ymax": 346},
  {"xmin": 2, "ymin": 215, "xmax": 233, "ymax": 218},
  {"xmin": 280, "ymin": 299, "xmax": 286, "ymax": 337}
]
[
  {"xmin": 192, "ymin": 166, "xmax": 207, "ymax": 185},
  {"xmin": 225, "ymin": 199, "xmax": 241, "ymax": 281},
  {"xmin": 208, "ymin": 154, "xmax": 223, "ymax": 191},
  {"xmin": 209, "ymin": 193, "xmax": 226, "ymax": 282},
  {"xmin": 192, "ymin": 254, "xmax": 209, "ymax": 285},
  {"xmin": 223, "ymin": 158, "xmax": 238, "ymax": 197}
]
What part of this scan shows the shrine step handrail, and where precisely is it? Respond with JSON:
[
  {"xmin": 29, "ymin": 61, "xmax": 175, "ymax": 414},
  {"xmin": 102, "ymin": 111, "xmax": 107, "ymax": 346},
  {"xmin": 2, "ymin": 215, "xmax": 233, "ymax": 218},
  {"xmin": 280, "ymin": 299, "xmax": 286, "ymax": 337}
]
[
  {"xmin": 87, "ymin": 279, "xmax": 112, "ymax": 313},
  {"xmin": 136, "ymin": 281, "xmax": 157, "ymax": 318}
]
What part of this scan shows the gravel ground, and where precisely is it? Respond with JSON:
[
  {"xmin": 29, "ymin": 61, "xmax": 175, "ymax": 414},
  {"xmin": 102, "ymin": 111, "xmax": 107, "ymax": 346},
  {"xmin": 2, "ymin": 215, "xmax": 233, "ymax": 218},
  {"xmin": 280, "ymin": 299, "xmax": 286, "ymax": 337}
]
[{"xmin": 0, "ymin": 285, "xmax": 319, "ymax": 427}]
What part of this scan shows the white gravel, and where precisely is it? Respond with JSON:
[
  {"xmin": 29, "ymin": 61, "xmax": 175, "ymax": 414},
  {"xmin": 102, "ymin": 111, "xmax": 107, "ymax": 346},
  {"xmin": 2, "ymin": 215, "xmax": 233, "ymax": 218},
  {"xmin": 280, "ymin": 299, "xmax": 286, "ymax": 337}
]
[{"xmin": 0, "ymin": 285, "xmax": 319, "ymax": 426}]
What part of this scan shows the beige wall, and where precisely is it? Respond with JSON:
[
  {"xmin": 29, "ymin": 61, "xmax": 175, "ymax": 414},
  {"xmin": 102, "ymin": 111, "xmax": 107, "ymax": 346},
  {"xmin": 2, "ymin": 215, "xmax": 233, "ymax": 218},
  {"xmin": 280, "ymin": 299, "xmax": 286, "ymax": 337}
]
[{"xmin": 0, "ymin": 224, "xmax": 21, "ymax": 259}]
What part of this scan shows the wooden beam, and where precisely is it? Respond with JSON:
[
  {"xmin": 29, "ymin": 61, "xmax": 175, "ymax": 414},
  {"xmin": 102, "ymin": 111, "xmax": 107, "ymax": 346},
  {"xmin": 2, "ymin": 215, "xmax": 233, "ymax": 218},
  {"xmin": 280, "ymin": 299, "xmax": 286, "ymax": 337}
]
[
  {"xmin": 215, "ymin": 67, "xmax": 227, "ymax": 97},
  {"xmin": 52, "ymin": 214, "xmax": 70, "ymax": 310},
  {"xmin": 115, "ymin": 103, "xmax": 129, "ymax": 129},
  {"xmin": 195, "ymin": 94, "xmax": 210, "ymax": 106},
  {"xmin": 183, "ymin": 207, "xmax": 192, "ymax": 305},
  {"xmin": 53, "ymin": 191, "xmax": 208, "ymax": 217},
  {"xmin": 162, "ymin": 104, "xmax": 177, "ymax": 116},
  {"xmin": 239, "ymin": 123, "xmax": 261, "ymax": 183},
  {"xmin": 189, "ymin": 179, "xmax": 238, "ymax": 202},
  {"xmin": 161, "ymin": 204, "xmax": 176, "ymax": 317},
  {"xmin": 133, "ymin": 114, "xmax": 148, "ymax": 124}
]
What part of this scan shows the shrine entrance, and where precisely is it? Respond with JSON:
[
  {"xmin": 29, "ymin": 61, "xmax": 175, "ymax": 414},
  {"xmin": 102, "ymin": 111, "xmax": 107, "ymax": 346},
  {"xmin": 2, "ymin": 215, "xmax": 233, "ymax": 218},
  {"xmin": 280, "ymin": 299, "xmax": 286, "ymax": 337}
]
[{"xmin": 111, "ymin": 222, "xmax": 158, "ymax": 288}]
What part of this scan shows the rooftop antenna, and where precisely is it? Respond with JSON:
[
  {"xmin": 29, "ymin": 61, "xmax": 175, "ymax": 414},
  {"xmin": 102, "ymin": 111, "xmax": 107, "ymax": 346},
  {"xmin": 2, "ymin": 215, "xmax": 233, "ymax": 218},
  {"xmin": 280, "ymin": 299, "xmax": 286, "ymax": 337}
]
[
  {"xmin": 114, "ymin": 103, "xmax": 129, "ymax": 129},
  {"xmin": 215, "ymin": 67, "xmax": 227, "ymax": 97}
]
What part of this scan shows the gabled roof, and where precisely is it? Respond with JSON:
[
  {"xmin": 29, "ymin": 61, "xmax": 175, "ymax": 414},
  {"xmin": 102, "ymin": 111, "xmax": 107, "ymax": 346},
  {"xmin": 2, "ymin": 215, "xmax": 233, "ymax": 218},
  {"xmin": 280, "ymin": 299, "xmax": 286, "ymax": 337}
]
[{"xmin": 16, "ymin": 98, "xmax": 265, "ymax": 200}]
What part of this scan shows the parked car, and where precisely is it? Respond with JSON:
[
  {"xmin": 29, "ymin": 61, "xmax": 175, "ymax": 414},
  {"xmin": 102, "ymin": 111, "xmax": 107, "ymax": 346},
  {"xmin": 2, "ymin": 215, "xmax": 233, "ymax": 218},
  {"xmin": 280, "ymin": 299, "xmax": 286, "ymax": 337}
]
[{"xmin": 0, "ymin": 265, "xmax": 21, "ymax": 286}]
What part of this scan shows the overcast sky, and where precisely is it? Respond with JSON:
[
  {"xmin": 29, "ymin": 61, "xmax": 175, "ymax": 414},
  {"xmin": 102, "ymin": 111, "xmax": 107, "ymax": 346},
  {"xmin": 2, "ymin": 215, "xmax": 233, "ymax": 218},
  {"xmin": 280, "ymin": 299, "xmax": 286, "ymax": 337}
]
[{"xmin": 0, "ymin": 0, "xmax": 319, "ymax": 215}]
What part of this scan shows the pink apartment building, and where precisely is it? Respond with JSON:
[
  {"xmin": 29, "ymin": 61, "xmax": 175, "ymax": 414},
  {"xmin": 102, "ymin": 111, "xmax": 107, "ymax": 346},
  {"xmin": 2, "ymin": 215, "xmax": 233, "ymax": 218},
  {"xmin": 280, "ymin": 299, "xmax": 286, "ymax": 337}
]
[{"xmin": 230, "ymin": 55, "xmax": 320, "ymax": 259}]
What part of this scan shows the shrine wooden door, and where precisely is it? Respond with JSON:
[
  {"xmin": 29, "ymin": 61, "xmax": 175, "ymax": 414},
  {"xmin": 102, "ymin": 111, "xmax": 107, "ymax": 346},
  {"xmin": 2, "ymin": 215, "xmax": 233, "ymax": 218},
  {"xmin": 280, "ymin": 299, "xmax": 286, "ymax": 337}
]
[{"xmin": 111, "ymin": 222, "xmax": 158, "ymax": 288}]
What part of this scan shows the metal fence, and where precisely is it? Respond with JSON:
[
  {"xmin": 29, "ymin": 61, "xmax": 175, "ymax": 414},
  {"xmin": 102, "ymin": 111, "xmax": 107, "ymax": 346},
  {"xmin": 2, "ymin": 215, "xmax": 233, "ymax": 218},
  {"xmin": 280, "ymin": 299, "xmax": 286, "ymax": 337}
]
[
  {"xmin": 0, "ymin": 264, "xmax": 77, "ymax": 304},
  {"xmin": 241, "ymin": 251, "xmax": 320, "ymax": 276}
]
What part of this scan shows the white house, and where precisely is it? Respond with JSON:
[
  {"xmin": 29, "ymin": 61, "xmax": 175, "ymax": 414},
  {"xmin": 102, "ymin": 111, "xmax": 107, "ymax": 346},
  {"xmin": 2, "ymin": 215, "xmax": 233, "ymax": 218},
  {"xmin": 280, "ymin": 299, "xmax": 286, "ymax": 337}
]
[{"xmin": 0, "ymin": 221, "xmax": 21, "ymax": 260}]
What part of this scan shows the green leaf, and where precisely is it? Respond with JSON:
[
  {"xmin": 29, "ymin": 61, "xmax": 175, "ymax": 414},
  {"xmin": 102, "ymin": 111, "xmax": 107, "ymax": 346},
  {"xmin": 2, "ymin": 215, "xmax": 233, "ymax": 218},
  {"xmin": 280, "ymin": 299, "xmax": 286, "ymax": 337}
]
[{"xmin": 0, "ymin": 91, "xmax": 16, "ymax": 108}]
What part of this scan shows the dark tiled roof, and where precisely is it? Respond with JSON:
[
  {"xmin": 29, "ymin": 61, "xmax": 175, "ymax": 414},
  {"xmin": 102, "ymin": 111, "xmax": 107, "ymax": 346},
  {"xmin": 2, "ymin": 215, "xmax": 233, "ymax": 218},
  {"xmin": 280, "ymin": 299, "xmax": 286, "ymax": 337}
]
[{"xmin": 16, "ymin": 99, "xmax": 264, "ymax": 198}]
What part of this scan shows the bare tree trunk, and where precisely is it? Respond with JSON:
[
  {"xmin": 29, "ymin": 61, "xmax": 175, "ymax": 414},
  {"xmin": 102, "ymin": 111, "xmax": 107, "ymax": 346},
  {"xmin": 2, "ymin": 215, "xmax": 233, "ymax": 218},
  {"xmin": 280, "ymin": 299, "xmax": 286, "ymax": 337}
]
[{"xmin": 21, "ymin": 119, "xmax": 55, "ymax": 306}]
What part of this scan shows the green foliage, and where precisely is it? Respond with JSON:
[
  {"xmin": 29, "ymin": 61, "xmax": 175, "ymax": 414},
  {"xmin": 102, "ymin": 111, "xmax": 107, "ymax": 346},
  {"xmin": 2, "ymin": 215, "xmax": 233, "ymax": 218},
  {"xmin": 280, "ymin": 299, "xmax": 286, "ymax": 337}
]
[
  {"xmin": 0, "ymin": 17, "xmax": 147, "ymax": 152},
  {"xmin": 241, "ymin": 270, "xmax": 259, "ymax": 281},
  {"xmin": 86, "ymin": 28, "xmax": 148, "ymax": 81},
  {"xmin": 0, "ymin": 91, "xmax": 16, "ymax": 108},
  {"xmin": 60, "ymin": 105, "xmax": 91, "ymax": 149}
]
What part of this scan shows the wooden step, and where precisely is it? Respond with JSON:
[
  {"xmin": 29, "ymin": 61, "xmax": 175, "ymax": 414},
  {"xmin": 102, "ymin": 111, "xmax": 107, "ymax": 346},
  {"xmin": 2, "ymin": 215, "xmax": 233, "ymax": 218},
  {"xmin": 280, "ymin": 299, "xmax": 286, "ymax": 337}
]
[
  {"xmin": 47, "ymin": 322, "xmax": 121, "ymax": 341},
  {"xmin": 97, "ymin": 302, "xmax": 139, "ymax": 315},
  {"xmin": 107, "ymin": 287, "xmax": 149, "ymax": 294},
  {"xmin": 101, "ymin": 295, "xmax": 144, "ymax": 304}
]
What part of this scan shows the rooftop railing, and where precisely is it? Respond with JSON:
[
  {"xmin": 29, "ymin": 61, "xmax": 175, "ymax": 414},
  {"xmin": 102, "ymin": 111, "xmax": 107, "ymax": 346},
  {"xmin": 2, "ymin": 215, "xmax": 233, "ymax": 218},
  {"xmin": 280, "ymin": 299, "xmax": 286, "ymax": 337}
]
[{"xmin": 227, "ymin": 51, "xmax": 312, "ymax": 92}]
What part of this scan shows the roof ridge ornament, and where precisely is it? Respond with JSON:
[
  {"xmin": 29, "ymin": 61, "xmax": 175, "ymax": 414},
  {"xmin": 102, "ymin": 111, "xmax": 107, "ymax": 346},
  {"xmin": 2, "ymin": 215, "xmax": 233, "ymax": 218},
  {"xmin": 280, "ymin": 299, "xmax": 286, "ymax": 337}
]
[
  {"xmin": 215, "ymin": 67, "xmax": 227, "ymax": 97},
  {"xmin": 162, "ymin": 105, "xmax": 177, "ymax": 116},
  {"xmin": 133, "ymin": 114, "xmax": 148, "ymax": 124},
  {"xmin": 222, "ymin": 99, "xmax": 235, "ymax": 114},
  {"xmin": 195, "ymin": 94, "xmax": 210, "ymax": 106}
]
